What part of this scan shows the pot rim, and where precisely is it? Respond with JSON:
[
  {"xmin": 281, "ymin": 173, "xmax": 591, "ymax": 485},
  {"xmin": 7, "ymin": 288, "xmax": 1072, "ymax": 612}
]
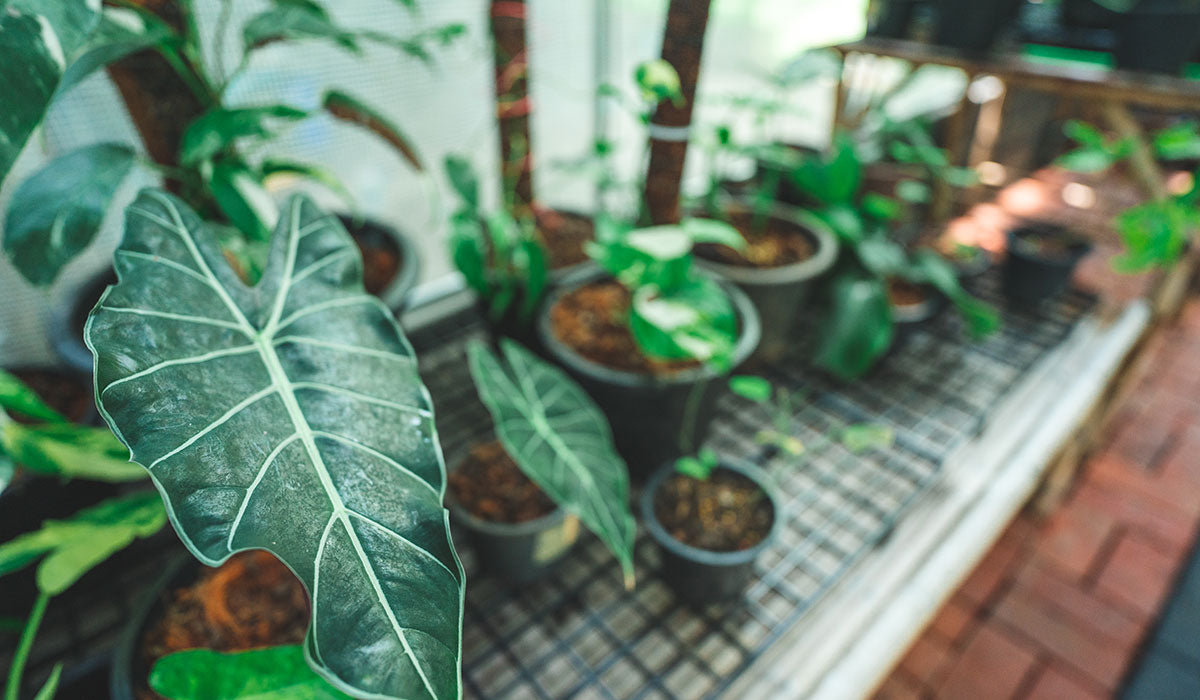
[
  {"xmin": 536, "ymin": 265, "xmax": 763, "ymax": 388},
  {"xmin": 1006, "ymin": 225, "xmax": 1093, "ymax": 265},
  {"xmin": 640, "ymin": 457, "xmax": 783, "ymax": 567},
  {"xmin": 335, "ymin": 214, "xmax": 421, "ymax": 312},
  {"xmin": 692, "ymin": 199, "xmax": 841, "ymax": 286},
  {"xmin": 445, "ymin": 455, "xmax": 569, "ymax": 537}
]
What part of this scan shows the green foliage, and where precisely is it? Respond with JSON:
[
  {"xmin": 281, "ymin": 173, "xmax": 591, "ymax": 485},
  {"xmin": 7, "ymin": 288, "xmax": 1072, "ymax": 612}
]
[
  {"xmin": 0, "ymin": 0, "xmax": 102, "ymax": 185},
  {"xmin": 445, "ymin": 155, "xmax": 548, "ymax": 323},
  {"xmin": 589, "ymin": 217, "xmax": 744, "ymax": 369},
  {"xmin": 150, "ymin": 647, "xmax": 349, "ymax": 700},
  {"xmin": 0, "ymin": 371, "xmax": 68, "ymax": 424},
  {"xmin": 180, "ymin": 106, "xmax": 308, "ymax": 168},
  {"xmin": 635, "ymin": 59, "xmax": 684, "ymax": 106},
  {"xmin": 815, "ymin": 271, "xmax": 894, "ymax": 380},
  {"xmin": 58, "ymin": 6, "xmax": 174, "ymax": 96},
  {"xmin": 729, "ymin": 375, "xmax": 773, "ymax": 403},
  {"xmin": 0, "ymin": 491, "xmax": 165, "ymax": 595},
  {"xmin": 88, "ymin": 191, "xmax": 464, "ymax": 700},
  {"xmin": 467, "ymin": 340, "xmax": 637, "ymax": 587},
  {"xmin": 675, "ymin": 447, "xmax": 719, "ymax": 480}
]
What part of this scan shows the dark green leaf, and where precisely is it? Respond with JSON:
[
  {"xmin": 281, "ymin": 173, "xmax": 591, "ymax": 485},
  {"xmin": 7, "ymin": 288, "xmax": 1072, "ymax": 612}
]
[
  {"xmin": 814, "ymin": 272, "xmax": 893, "ymax": 380},
  {"xmin": 1055, "ymin": 147, "xmax": 1116, "ymax": 174},
  {"xmin": 58, "ymin": 6, "xmax": 174, "ymax": 96},
  {"xmin": 4, "ymin": 143, "xmax": 136, "ymax": 286},
  {"xmin": 180, "ymin": 106, "xmax": 307, "ymax": 167},
  {"xmin": 1063, "ymin": 119, "xmax": 1107, "ymax": 149},
  {"xmin": 0, "ymin": 420, "xmax": 145, "ymax": 482},
  {"xmin": 729, "ymin": 375, "xmax": 772, "ymax": 402},
  {"xmin": 825, "ymin": 133, "xmax": 863, "ymax": 204},
  {"xmin": 861, "ymin": 193, "xmax": 902, "ymax": 222},
  {"xmin": 443, "ymin": 155, "xmax": 479, "ymax": 209},
  {"xmin": 467, "ymin": 340, "xmax": 636, "ymax": 587},
  {"xmin": 207, "ymin": 160, "xmax": 278, "ymax": 242},
  {"xmin": 0, "ymin": 1, "xmax": 101, "ymax": 184},
  {"xmin": 516, "ymin": 236, "xmax": 548, "ymax": 320},
  {"xmin": 243, "ymin": 5, "xmax": 360, "ymax": 53},
  {"xmin": 88, "ymin": 190, "xmax": 464, "ymax": 700},
  {"xmin": 0, "ymin": 370, "xmax": 68, "ymax": 423},
  {"xmin": 323, "ymin": 91, "xmax": 423, "ymax": 171},
  {"xmin": 1153, "ymin": 122, "xmax": 1200, "ymax": 161},
  {"xmin": 0, "ymin": 491, "xmax": 165, "ymax": 595},
  {"xmin": 448, "ymin": 214, "xmax": 487, "ymax": 295},
  {"xmin": 150, "ymin": 646, "xmax": 350, "ymax": 700}
]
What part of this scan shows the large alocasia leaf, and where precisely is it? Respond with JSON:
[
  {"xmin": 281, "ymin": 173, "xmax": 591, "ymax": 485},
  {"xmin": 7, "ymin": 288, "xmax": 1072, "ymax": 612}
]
[
  {"xmin": 151, "ymin": 647, "xmax": 350, "ymax": 700},
  {"xmin": 0, "ymin": 0, "xmax": 102, "ymax": 185},
  {"xmin": 4, "ymin": 143, "xmax": 137, "ymax": 286},
  {"xmin": 87, "ymin": 190, "xmax": 464, "ymax": 700},
  {"xmin": 467, "ymin": 340, "xmax": 636, "ymax": 588}
]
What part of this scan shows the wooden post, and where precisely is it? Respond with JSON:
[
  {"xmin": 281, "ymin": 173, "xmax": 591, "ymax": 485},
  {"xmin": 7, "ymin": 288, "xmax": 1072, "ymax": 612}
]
[
  {"xmin": 641, "ymin": 0, "xmax": 713, "ymax": 225},
  {"xmin": 491, "ymin": 0, "xmax": 534, "ymax": 218}
]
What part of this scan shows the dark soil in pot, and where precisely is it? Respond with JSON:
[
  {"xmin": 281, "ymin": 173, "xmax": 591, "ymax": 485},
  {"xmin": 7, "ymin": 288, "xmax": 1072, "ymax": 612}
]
[
  {"xmin": 536, "ymin": 209, "xmax": 595, "ymax": 272},
  {"xmin": 538, "ymin": 267, "xmax": 761, "ymax": 480},
  {"xmin": 694, "ymin": 204, "xmax": 839, "ymax": 365},
  {"xmin": 642, "ymin": 459, "xmax": 781, "ymax": 604},
  {"xmin": 447, "ymin": 441, "xmax": 578, "ymax": 583},
  {"xmin": 1002, "ymin": 224, "xmax": 1092, "ymax": 307},
  {"xmin": 113, "ymin": 551, "xmax": 309, "ymax": 700}
]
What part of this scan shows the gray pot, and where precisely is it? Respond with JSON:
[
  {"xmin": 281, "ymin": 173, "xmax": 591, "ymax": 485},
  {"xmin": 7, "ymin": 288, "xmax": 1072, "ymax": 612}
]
[
  {"xmin": 536, "ymin": 266, "xmax": 761, "ymax": 480},
  {"xmin": 694, "ymin": 202, "xmax": 839, "ymax": 365},
  {"xmin": 336, "ymin": 215, "xmax": 421, "ymax": 312},
  {"xmin": 641, "ymin": 458, "xmax": 783, "ymax": 605},
  {"xmin": 447, "ymin": 497, "xmax": 580, "ymax": 584}
]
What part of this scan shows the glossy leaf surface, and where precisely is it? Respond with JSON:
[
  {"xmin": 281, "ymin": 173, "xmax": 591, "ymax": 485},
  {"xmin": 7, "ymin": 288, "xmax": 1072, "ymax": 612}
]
[
  {"xmin": 4, "ymin": 143, "xmax": 137, "ymax": 286},
  {"xmin": 87, "ymin": 190, "xmax": 464, "ymax": 700},
  {"xmin": 467, "ymin": 340, "xmax": 635, "ymax": 587},
  {"xmin": 151, "ymin": 647, "xmax": 349, "ymax": 700}
]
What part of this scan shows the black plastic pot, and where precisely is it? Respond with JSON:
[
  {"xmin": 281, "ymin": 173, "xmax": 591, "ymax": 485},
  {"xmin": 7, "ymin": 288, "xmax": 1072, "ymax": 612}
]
[
  {"xmin": 890, "ymin": 281, "xmax": 948, "ymax": 352},
  {"xmin": 1002, "ymin": 224, "xmax": 1093, "ymax": 307},
  {"xmin": 537, "ymin": 266, "xmax": 761, "ymax": 480},
  {"xmin": 110, "ymin": 552, "xmax": 195, "ymax": 700},
  {"xmin": 641, "ymin": 458, "xmax": 782, "ymax": 605},
  {"xmin": 1112, "ymin": 1, "xmax": 1200, "ymax": 74},
  {"xmin": 933, "ymin": 0, "xmax": 1023, "ymax": 52},
  {"xmin": 1062, "ymin": 0, "xmax": 1119, "ymax": 28},
  {"xmin": 694, "ymin": 202, "xmax": 839, "ymax": 365},
  {"xmin": 447, "ymin": 498, "xmax": 580, "ymax": 584},
  {"xmin": 337, "ymin": 215, "xmax": 421, "ymax": 312},
  {"xmin": 872, "ymin": 0, "xmax": 920, "ymax": 38}
]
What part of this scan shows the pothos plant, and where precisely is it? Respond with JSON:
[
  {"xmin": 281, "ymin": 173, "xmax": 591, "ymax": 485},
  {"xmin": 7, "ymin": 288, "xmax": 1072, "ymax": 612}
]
[
  {"xmin": 445, "ymin": 155, "xmax": 548, "ymax": 326},
  {"xmin": 1057, "ymin": 119, "xmax": 1200, "ymax": 272},
  {"xmin": 587, "ymin": 215, "xmax": 747, "ymax": 370},
  {"xmin": 2, "ymin": 0, "xmax": 464, "ymax": 286},
  {"xmin": 0, "ymin": 371, "xmax": 163, "ymax": 700},
  {"xmin": 780, "ymin": 133, "xmax": 999, "ymax": 379},
  {"xmin": 467, "ymin": 339, "xmax": 637, "ymax": 588},
  {"xmin": 85, "ymin": 190, "xmax": 465, "ymax": 699}
]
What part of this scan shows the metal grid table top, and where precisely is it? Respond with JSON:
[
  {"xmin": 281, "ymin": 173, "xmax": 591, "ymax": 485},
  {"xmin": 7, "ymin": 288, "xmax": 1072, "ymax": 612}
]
[{"xmin": 410, "ymin": 269, "xmax": 1095, "ymax": 700}]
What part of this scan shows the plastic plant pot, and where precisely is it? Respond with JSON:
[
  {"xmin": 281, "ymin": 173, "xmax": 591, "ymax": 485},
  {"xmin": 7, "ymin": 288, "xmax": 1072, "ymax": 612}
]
[
  {"xmin": 447, "ymin": 497, "xmax": 580, "ymax": 585},
  {"xmin": 1112, "ymin": 1, "xmax": 1200, "ymax": 75},
  {"xmin": 889, "ymin": 280, "xmax": 948, "ymax": 352},
  {"xmin": 641, "ymin": 458, "xmax": 783, "ymax": 605},
  {"xmin": 110, "ymin": 552, "xmax": 194, "ymax": 700},
  {"xmin": 693, "ymin": 202, "xmax": 839, "ymax": 365},
  {"xmin": 537, "ymin": 266, "xmax": 762, "ymax": 481},
  {"xmin": 1002, "ymin": 224, "xmax": 1093, "ymax": 308},
  {"xmin": 336, "ymin": 215, "xmax": 421, "ymax": 312}
]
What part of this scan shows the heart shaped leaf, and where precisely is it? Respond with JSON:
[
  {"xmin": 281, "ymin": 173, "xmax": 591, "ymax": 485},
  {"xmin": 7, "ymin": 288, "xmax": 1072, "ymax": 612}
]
[
  {"xmin": 467, "ymin": 339, "xmax": 636, "ymax": 588},
  {"xmin": 87, "ymin": 190, "xmax": 464, "ymax": 700}
]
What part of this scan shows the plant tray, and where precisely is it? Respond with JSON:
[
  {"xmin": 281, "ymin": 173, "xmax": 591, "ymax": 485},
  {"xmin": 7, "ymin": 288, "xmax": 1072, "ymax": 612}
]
[{"xmin": 2, "ymin": 268, "xmax": 1094, "ymax": 699}]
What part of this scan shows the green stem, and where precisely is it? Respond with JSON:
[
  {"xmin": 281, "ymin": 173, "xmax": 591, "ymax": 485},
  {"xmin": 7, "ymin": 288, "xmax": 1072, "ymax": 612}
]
[
  {"xmin": 5, "ymin": 592, "xmax": 50, "ymax": 700},
  {"xmin": 678, "ymin": 379, "xmax": 708, "ymax": 455}
]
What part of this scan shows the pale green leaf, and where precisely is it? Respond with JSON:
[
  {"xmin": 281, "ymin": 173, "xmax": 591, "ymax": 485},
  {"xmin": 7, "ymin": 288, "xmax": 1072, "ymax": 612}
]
[
  {"xmin": 4, "ymin": 143, "xmax": 136, "ymax": 286},
  {"xmin": 0, "ymin": 370, "xmax": 68, "ymax": 423},
  {"xmin": 0, "ymin": 420, "xmax": 145, "ymax": 482},
  {"xmin": 33, "ymin": 663, "xmax": 62, "ymax": 700},
  {"xmin": 680, "ymin": 217, "xmax": 745, "ymax": 249},
  {"xmin": 467, "ymin": 340, "xmax": 636, "ymax": 588},
  {"xmin": 729, "ymin": 375, "xmax": 772, "ymax": 403},
  {"xmin": 635, "ymin": 59, "xmax": 683, "ymax": 105},
  {"xmin": 87, "ymin": 190, "xmax": 464, "ymax": 700}
]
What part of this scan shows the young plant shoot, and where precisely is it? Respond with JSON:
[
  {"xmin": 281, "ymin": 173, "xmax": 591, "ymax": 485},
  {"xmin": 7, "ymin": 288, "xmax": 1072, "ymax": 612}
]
[
  {"xmin": 2, "ymin": 1, "xmax": 464, "ymax": 286},
  {"xmin": 86, "ymin": 190, "xmax": 465, "ymax": 700},
  {"xmin": 587, "ymin": 216, "xmax": 747, "ymax": 370},
  {"xmin": 467, "ymin": 339, "xmax": 637, "ymax": 588},
  {"xmin": 446, "ymin": 155, "xmax": 548, "ymax": 324}
]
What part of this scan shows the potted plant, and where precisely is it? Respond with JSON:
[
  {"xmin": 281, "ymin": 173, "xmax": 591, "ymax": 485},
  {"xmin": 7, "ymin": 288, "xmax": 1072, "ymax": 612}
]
[
  {"xmin": 1002, "ymin": 223, "xmax": 1094, "ymax": 306},
  {"xmin": 537, "ymin": 218, "xmax": 762, "ymax": 479},
  {"xmin": 2, "ymin": 1, "xmax": 464, "ymax": 371},
  {"xmin": 89, "ymin": 191, "xmax": 466, "ymax": 700},
  {"xmin": 785, "ymin": 134, "xmax": 999, "ymax": 379},
  {"xmin": 448, "ymin": 340, "xmax": 636, "ymax": 586},
  {"xmin": 445, "ymin": 155, "xmax": 549, "ymax": 349}
]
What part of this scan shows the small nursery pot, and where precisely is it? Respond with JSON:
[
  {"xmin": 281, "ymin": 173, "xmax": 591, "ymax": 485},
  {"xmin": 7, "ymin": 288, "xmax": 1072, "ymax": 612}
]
[
  {"xmin": 1112, "ymin": 1, "xmax": 1200, "ymax": 75},
  {"xmin": 448, "ymin": 500, "xmax": 580, "ymax": 584},
  {"xmin": 693, "ymin": 202, "xmax": 839, "ymax": 365},
  {"xmin": 1002, "ymin": 224, "xmax": 1092, "ymax": 308},
  {"xmin": 337, "ymin": 215, "xmax": 420, "ymax": 312},
  {"xmin": 641, "ymin": 458, "xmax": 782, "ymax": 605},
  {"xmin": 537, "ymin": 266, "xmax": 761, "ymax": 480},
  {"xmin": 889, "ymin": 279, "xmax": 948, "ymax": 351}
]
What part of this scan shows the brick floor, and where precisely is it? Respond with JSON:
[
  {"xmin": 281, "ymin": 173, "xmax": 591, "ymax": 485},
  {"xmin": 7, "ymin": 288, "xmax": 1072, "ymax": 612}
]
[{"xmin": 873, "ymin": 298, "xmax": 1200, "ymax": 700}]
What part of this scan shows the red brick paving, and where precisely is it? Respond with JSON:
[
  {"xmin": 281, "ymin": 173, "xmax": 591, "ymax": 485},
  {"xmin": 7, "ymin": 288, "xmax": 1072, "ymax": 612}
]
[{"xmin": 874, "ymin": 297, "xmax": 1200, "ymax": 699}]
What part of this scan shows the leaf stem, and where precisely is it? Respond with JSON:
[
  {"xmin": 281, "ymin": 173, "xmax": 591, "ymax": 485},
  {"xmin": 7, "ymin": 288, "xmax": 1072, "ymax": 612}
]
[{"xmin": 4, "ymin": 592, "xmax": 50, "ymax": 700}]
